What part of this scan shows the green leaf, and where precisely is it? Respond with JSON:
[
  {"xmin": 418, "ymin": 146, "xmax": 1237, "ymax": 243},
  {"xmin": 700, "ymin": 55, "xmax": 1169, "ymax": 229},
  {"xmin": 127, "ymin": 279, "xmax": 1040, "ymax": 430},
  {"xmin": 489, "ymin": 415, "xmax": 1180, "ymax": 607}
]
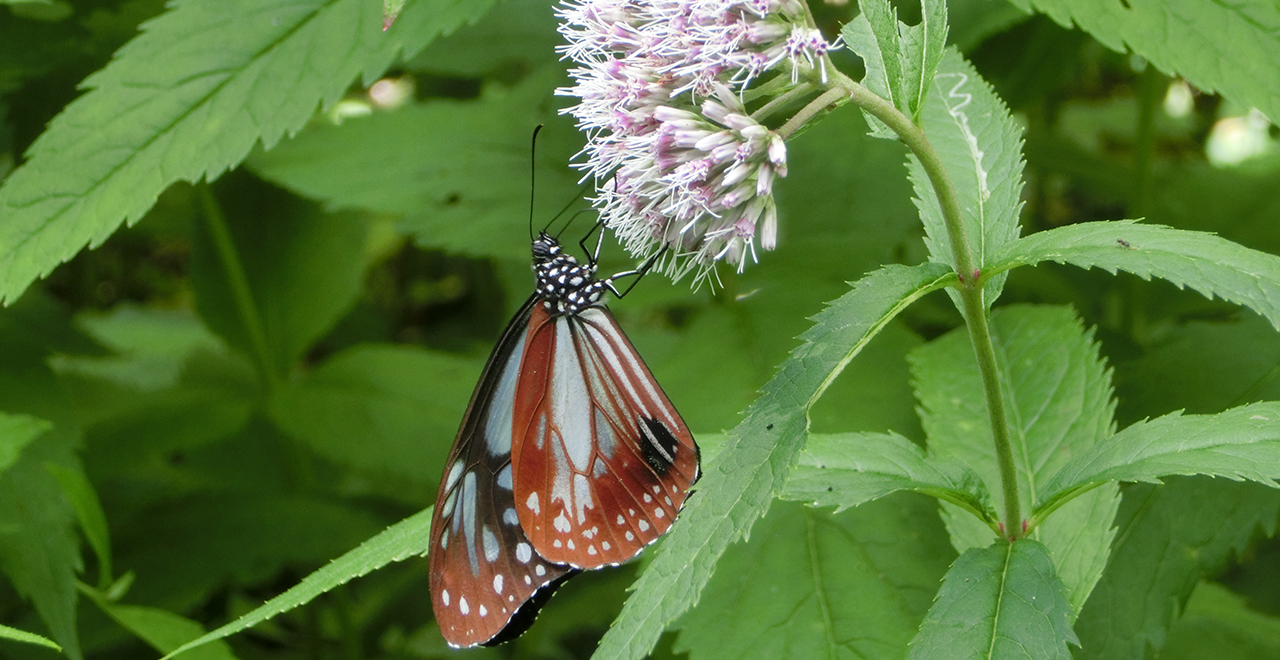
[
  {"xmin": 0, "ymin": 367, "xmax": 84, "ymax": 660},
  {"xmin": 593, "ymin": 261, "xmax": 955, "ymax": 660},
  {"xmin": 899, "ymin": 0, "xmax": 949, "ymax": 121},
  {"xmin": 780, "ymin": 431, "xmax": 992, "ymax": 521},
  {"xmin": 1073, "ymin": 478, "xmax": 1280, "ymax": 659},
  {"xmin": 912, "ymin": 305, "xmax": 1119, "ymax": 614},
  {"xmin": 0, "ymin": 411, "xmax": 50, "ymax": 475},
  {"xmin": 844, "ymin": 0, "xmax": 949, "ymax": 130},
  {"xmin": 990, "ymin": 220, "xmax": 1280, "ymax": 330},
  {"xmin": 53, "ymin": 304, "xmax": 227, "ymax": 392},
  {"xmin": 382, "ymin": 0, "xmax": 406, "ymax": 30},
  {"xmin": 908, "ymin": 49, "xmax": 1024, "ymax": 301},
  {"xmin": 116, "ymin": 494, "xmax": 384, "ymax": 613},
  {"xmin": 247, "ymin": 67, "xmax": 582, "ymax": 264},
  {"xmin": 1014, "ymin": 0, "xmax": 1280, "ymax": 123},
  {"xmin": 46, "ymin": 463, "xmax": 112, "ymax": 588},
  {"xmin": 0, "ymin": 622, "xmax": 60, "ymax": 652},
  {"xmin": 189, "ymin": 186, "xmax": 367, "ymax": 380},
  {"xmin": 1040, "ymin": 402, "xmax": 1280, "ymax": 512},
  {"xmin": 159, "ymin": 506, "xmax": 433, "ymax": 660},
  {"xmin": 676, "ymin": 496, "xmax": 955, "ymax": 660},
  {"xmin": 843, "ymin": 16, "xmax": 898, "ymax": 140},
  {"xmin": 82, "ymin": 587, "xmax": 238, "ymax": 660},
  {"xmin": 268, "ymin": 344, "xmax": 480, "ymax": 488},
  {"xmin": 1161, "ymin": 582, "xmax": 1280, "ymax": 660},
  {"xmin": 0, "ymin": 0, "xmax": 499, "ymax": 304},
  {"xmin": 907, "ymin": 540, "xmax": 1077, "ymax": 659}
]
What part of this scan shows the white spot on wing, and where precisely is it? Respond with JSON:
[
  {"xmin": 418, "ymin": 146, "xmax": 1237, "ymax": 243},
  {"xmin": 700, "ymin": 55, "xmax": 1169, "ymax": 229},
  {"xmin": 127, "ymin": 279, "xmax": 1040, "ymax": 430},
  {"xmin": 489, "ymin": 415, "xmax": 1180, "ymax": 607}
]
[
  {"xmin": 554, "ymin": 512, "xmax": 571, "ymax": 533},
  {"xmin": 655, "ymin": 508, "xmax": 665, "ymax": 519},
  {"xmin": 526, "ymin": 491, "xmax": 540, "ymax": 514},
  {"xmin": 484, "ymin": 334, "xmax": 527, "ymax": 455},
  {"xmin": 480, "ymin": 605, "xmax": 488, "ymax": 617},
  {"xmin": 503, "ymin": 508, "xmax": 519, "ymax": 526},
  {"xmin": 536, "ymin": 564, "xmax": 546, "ymax": 576},
  {"xmin": 493, "ymin": 574, "xmax": 504, "ymax": 594},
  {"xmin": 460, "ymin": 597, "xmax": 470, "ymax": 615},
  {"xmin": 482, "ymin": 526, "xmax": 499, "ymax": 563},
  {"xmin": 497, "ymin": 464, "xmax": 513, "ymax": 490},
  {"xmin": 442, "ymin": 590, "xmax": 450, "ymax": 606},
  {"xmin": 552, "ymin": 319, "xmax": 593, "ymax": 472},
  {"xmin": 516, "ymin": 542, "xmax": 532, "ymax": 564},
  {"xmin": 639, "ymin": 520, "xmax": 650, "ymax": 532}
]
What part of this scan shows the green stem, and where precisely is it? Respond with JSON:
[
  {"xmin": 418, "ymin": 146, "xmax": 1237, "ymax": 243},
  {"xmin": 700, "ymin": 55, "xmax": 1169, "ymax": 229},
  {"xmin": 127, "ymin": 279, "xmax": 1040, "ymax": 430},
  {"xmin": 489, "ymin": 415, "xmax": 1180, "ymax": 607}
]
[
  {"xmin": 826, "ymin": 71, "xmax": 1024, "ymax": 538},
  {"xmin": 777, "ymin": 86, "xmax": 849, "ymax": 139},
  {"xmin": 196, "ymin": 183, "xmax": 279, "ymax": 392},
  {"xmin": 752, "ymin": 81, "xmax": 815, "ymax": 124}
]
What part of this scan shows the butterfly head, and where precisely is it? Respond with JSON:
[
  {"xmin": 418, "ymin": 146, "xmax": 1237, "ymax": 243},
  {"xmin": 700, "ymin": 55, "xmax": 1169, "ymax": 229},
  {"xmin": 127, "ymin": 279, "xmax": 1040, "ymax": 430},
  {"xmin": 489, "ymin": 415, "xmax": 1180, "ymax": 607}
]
[{"xmin": 533, "ymin": 232, "xmax": 605, "ymax": 316}]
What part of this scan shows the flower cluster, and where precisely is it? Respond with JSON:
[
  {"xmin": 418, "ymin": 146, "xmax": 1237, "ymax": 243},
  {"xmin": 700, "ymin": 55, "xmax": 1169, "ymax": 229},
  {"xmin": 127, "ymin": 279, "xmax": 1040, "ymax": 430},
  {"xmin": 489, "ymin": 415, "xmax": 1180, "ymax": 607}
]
[{"xmin": 557, "ymin": 0, "xmax": 834, "ymax": 283}]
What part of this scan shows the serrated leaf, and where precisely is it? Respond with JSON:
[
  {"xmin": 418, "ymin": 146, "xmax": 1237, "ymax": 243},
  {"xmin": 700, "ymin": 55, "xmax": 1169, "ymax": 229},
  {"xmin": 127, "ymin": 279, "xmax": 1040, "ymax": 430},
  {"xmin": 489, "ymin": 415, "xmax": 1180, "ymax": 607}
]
[
  {"xmin": 851, "ymin": 0, "xmax": 905, "ymax": 113},
  {"xmin": 912, "ymin": 305, "xmax": 1119, "ymax": 614},
  {"xmin": 0, "ymin": 411, "xmax": 50, "ymax": 475},
  {"xmin": 1040, "ymin": 403, "xmax": 1280, "ymax": 513},
  {"xmin": 1073, "ymin": 478, "xmax": 1280, "ymax": 659},
  {"xmin": 268, "ymin": 344, "xmax": 480, "ymax": 486},
  {"xmin": 780, "ymin": 431, "xmax": 992, "ymax": 520},
  {"xmin": 0, "ymin": 0, "xmax": 499, "ymax": 304},
  {"xmin": 1161, "ymin": 582, "xmax": 1280, "ymax": 660},
  {"xmin": 992, "ymin": 220, "xmax": 1280, "ymax": 329},
  {"xmin": 593, "ymin": 261, "xmax": 955, "ymax": 660},
  {"xmin": 46, "ymin": 463, "xmax": 112, "ymax": 588},
  {"xmin": 908, "ymin": 49, "xmax": 1023, "ymax": 302},
  {"xmin": 1015, "ymin": 0, "xmax": 1280, "ymax": 122},
  {"xmin": 83, "ymin": 587, "xmax": 239, "ymax": 660},
  {"xmin": 908, "ymin": 539, "xmax": 1076, "ymax": 660},
  {"xmin": 189, "ymin": 189, "xmax": 366, "ymax": 380},
  {"xmin": 898, "ymin": 0, "xmax": 949, "ymax": 121},
  {"xmin": 676, "ymin": 496, "xmax": 955, "ymax": 660},
  {"xmin": 159, "ymin": 506, "xmax": 433, "ymax": 660},
  {"xmin": 247, "ymin": 67, "xmax": 582, "ymax": 263},
  {"xmin": 842, "ymin": 16, "xmax": 898, "ymax": 140},
  {"xmin": 0, "ymin": 623, "xmax": 60, "ymax": 652}
]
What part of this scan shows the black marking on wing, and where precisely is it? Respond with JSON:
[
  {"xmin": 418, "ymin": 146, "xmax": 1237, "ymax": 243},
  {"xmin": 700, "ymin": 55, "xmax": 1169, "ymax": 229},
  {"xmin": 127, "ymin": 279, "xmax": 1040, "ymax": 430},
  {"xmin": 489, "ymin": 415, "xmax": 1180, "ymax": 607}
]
[{"xmin": 638, "ymin": 417, "xmax": 678, "ymax": 475}]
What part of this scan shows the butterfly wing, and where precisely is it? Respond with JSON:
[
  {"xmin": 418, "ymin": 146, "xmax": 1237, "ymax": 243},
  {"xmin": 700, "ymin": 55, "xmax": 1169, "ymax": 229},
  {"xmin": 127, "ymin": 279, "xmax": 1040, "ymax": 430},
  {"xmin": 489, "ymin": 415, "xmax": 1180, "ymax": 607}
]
[
  {"xmin": 428, "ymin": 297, "xmax": 576, "ymax": 648},
  {"xmin": 511, "ymin": 304, "xmax": 700, "ymax": 567}
]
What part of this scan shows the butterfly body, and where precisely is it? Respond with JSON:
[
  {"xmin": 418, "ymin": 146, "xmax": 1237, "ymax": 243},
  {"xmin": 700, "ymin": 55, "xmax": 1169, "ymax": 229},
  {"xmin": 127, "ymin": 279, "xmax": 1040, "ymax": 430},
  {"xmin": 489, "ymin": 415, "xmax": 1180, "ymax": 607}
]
[{"xmin": 429, "ymin": 232, "xmax": 699, "ymax": 647}]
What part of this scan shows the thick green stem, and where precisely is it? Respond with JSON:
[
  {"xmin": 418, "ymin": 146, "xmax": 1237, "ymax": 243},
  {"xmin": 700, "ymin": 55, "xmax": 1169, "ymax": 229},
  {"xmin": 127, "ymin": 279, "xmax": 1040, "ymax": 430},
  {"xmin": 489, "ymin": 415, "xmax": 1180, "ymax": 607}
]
[
  {"xmin": 826, "ymin": 72, "xmax": 1023, "ymax": 538},
  {"xmin": 196, "ymin": 183, "xmax": 279, "ymax": 392}
]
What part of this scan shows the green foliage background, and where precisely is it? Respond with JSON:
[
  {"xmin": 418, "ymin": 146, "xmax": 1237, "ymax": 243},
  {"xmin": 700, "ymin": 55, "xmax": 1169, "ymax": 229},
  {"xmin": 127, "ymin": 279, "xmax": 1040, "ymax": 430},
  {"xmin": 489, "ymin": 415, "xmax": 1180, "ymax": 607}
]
[{"xmin": 0, "ymin": 0, "xmax": 1279, "ymax": 658}]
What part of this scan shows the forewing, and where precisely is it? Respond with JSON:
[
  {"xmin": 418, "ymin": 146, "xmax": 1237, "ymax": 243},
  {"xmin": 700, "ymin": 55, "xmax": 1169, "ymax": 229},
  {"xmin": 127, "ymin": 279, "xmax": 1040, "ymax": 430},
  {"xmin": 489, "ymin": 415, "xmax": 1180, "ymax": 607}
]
[
  {"xmin": 428, "ymin": 297, "xmax": 574, "ymax": 648},
  {"xmin": 512, "ymin": 305, "xmax": 700, "ymax": 568}
]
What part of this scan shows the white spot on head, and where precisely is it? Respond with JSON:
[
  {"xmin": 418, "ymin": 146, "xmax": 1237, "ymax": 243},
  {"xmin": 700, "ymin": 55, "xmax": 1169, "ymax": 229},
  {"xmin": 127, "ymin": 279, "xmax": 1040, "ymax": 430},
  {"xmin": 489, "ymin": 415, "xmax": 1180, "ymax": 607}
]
[
  {"xmin": 442, "ymin": 590, "xmax": 450, "ymax": 606},
  {"xmin": 460, "ymin": 597, "xmax": 470, "ymax": 615},
  {"xmin": 655, "ymin": 508, "xmax": 665, "ymax": 519},
  {"xmin": 536, "ymin": 564, "xmax": 546, "ymax": 576},
  {"xmin": 639, "ymin": 520, "xmax": 650, "ymax": 532},
  {"xmin": 494, "ymin": 574, "xmax": 504, "ymax": 594},
  {"xmin": 516, "ymin": 542, "xmax": 532, "ymax": 564},
  {"xmin": 526, "ymin": 491, "xmax": 541, "ymax": 514}
]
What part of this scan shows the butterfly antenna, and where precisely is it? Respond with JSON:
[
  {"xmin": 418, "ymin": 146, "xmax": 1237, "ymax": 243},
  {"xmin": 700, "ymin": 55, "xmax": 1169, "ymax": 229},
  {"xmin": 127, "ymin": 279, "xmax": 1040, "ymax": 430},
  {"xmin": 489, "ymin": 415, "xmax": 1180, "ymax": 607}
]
[{"xmin": 528, "ymin": 124, "xmax": 544, "ymax": 242}]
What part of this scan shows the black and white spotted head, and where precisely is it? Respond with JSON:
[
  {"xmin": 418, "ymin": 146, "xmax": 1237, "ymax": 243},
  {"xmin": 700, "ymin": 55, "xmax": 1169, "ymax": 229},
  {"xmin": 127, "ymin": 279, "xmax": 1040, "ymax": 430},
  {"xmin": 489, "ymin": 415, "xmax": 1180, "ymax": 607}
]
[{"xmin": 532, "ymin": 232, "xmax": 607, "ymax": 316}]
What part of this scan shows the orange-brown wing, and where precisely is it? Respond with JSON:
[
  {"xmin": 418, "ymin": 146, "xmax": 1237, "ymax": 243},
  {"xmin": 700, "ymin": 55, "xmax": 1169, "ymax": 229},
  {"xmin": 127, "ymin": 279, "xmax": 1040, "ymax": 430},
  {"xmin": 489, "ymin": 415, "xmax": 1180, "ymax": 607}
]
[
  {"xmin": 511, "ymin": 304, "xmax": 700, "ymax": 568},
  {"xmin": 427, "ymin": 298, "xmax": 575, "ymax": 647}
]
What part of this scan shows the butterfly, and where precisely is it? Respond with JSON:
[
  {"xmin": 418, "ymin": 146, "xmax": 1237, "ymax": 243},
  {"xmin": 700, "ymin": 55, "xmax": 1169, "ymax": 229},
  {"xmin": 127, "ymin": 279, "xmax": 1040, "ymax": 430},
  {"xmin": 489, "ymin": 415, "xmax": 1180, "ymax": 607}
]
[{"xmin": 428, "ymin": 230, "xmax": 701, "ymax": 647}]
